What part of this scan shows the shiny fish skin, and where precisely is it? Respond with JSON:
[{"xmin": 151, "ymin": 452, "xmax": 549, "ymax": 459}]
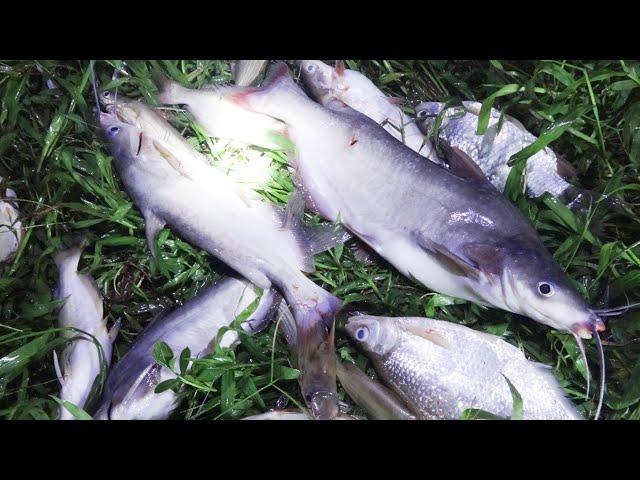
[
  {"xmin": 94, "ymin": 277, "xmax": 279, "ymax": 420},
  {"xmin": 346, "ymin": 316, "xmax": 582, "ymax": 420},
  {"xmin": 0, "ymin": 177, "xmax": 24, "ymax": 263},
  {"xmin": 156, "ymin": 78, "xmax": 287, "ymax": 150},
  {"xmin": 242, "ymin": 410, "xmax": 357, "ymax": 420},
  {"xmin": 98, "ymin": 105, "xmax": 343, "ymax": 419},
  {"xmin": 54, "ymin": 246, "xmax": 114, "ymax": 419},
  {"xmin": 232, "ymin": 64, "xmax": 602, "ymax": 341},
  {"xmin": 416, "ymin": 101, "xmax": 573, "ymax": 199},
  {"xmin": 233, "ymin": 60, "xmax": 268, "ymax": 86},
  {"xmin": 299, "ymin": 60, "xmax": 439, "ymax": 162}
]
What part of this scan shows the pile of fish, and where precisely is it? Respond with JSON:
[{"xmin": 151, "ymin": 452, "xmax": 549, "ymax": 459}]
[{"xmin": 38, "ymin": 59, "xmax": 621, "ymax": 420}]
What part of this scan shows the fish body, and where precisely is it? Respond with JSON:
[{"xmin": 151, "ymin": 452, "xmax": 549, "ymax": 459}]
[
  {"xmin": 299, "ymin": 60, "xmax": 438, "ymax": 162},
  {"xmin": 156, "ymin": 79, "xmax": 287, "ymax": 150},
  {"xmin": 416, "ymin": 101, "xmax": 575, "ymax": 199},
  {"xmin": 99, "ymin": 105, "xmax": 343, "ymax": 419},
  {"xmin": 94, "ymin": 277, "xmax": 279, "ymax": 420},
  {"xmin": 346, "ymin": 315, "xmax": 582, "ymax": 420},
  {"xmin": 54, "ymin": 246, "xmax": 114, "ymax": 419},
  {"xmin": 233, "ymin": 60, "xmax": 268, "ymax": 86},
  {"xmin": 242, "ymin": 409, "xmax": 357, "ymax": 420},
  {"xmin": 232, "ymin": 64, "xmax": 602, "ymax": 340},
  {"xmin": 0, "ymin": 178, "xmax": 24, "ymax": 263}
]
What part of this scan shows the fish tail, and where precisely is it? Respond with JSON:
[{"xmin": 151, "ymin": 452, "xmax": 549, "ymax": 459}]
[
  {"xmin": 52, "ymin": 244, "xmax": 84, "ymax": 272},
  {"xmin": 154, "ymin": 73, "xmax": 189, "ymax": 105},
  {"xmin": 279, "ymin": 276, "xmax": 341, "ymax": 419}
]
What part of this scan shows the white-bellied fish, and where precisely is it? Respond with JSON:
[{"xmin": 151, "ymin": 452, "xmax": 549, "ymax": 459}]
[
  {"xmin": 0, "ymin": 177, "xmax": 24, "ymax": 263},
  {"xmin": 94, "ymin": 277, "xmax": 279, "ymax": 420},
  {"xmin": 229, "ymin": 64, "xmax": 606, "ymax": 416},
  {"xmin": 299, "ymin": 60, "xmax": 438, "ymax": 162},
  {"xmin": 97, "ymin": 97, "xmax": 347, "ymax": 419},
  {"xmin": 346, "ymin": 315, "xmax": 582, "ymax": 420},
  {"xmin": 53, "ymin": 245, "xmax": 117, "ymax": 419}
]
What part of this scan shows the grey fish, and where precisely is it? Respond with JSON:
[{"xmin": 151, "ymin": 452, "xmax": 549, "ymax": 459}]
[
  {"xmin": 53, "ymin": 245, "xmax": 117, "ymax": 419},
  {"xmin": 233, "ymin": 60, "xmax": 268, "ymax": 87},
  {"xmin": 346, "ymin": 315, "xmax": 582, "ymax": 420},
  {"xmin": 0, "ymin": 176, "xmax": 24, "ymax": 263},
  {"xmin": 242, "ymin": 409, "xmax": 357, "ymax": 420},
  {"xmin": 415, "ymin": 101, "xmax": 597, "ymax": 206},
  {"xmin": 97, "ymin": 103, "xmax": 345, "ymax": 419},
  {"xmin": 229, "ymin": 64, "xmax": 606, "ymax": 414},
  {"xmin": 299, "ymin": 60, "xmax": 439, "ymax": 162},
  {"xmin": 94, "ymin": 277, "xmax": 279, "ymax": 420}
]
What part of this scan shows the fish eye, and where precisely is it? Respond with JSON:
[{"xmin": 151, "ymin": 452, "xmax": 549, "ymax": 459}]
[
  {"xmin": 537, "ymin": 282, "xmax": 554, "ymax": 297},
  {"xmin": 108, "ymin": 126, "xmax": 120, "ymax": 137},
  {"xmin": 103, "ymin": 91, "xmax": 110, "ymax": 98},
  {"xmin": 305, "ymin": 64, "xmax": 315, "ymax": 73},
  {"xmin": 355, "ymin": 326, "xmax": 369, "ymax": 341},
  {"xmin": 417, "ymin": 110, "xmax": 428, "ymax": 118}
]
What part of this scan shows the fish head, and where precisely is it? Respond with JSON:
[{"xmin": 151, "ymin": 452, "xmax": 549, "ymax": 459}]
[
  {"xmin": 98, "ymin": 111, "xmax": 140, "ymax": 156},
  {"xmin": 494, "ymin": 244, "xmax": 604, "ymax": 339},
  {"xmin": 99, "ymin": 89, "xmax": 117, "ymax": 108},
  {"xmin": 345, "ymin": 315, "xmax": 398, "ymax": 357},
  {"xmin": 299, "ymin": 60, "xmax": 349, "ymax": 106}
]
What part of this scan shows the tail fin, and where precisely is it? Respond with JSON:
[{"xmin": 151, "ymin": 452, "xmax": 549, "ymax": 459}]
[
  {"xmin": 154, "ymin": 73, "xmax": 190, "ymax": 105},
  {"xmin": 53, "ymin": 246, "xmax": 83, "ymax": 272}
]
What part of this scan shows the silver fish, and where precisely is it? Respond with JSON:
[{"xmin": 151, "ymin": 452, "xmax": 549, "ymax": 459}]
[
  {"xmin": 98, "ymin": 103, "xmax": 345, "ymax": 419},
  {"xmin": 346, "ymin": 315, "xmax": 583, "ymax": 420},
  {"xmin": 94, "ymin": 277, "xmax": 279, "ymax": 420},
  {"xmin": 156, "ymin": 77, "xmax": 287, "ymax": 150},
  {"xmin": 415, "ymin": 101, "xmax": 589, "ymax": 204},
  {"xmin": 233, "ymin": 60, "xmax": 268, "ymax": 87},
  {"xmin": 299, "ymin": 60, "xmax": 439, "ymax": 162},
  {"xmin": 242, "ymin": 409, "xmax": 357, "ymax": 420},
  {"xmin": 230, "ymin": 64, "xmax": 606, "ymax": 414},
  {"xmin": 0, "ymin": 177, "xmax": 24, "ymax": 263},
  {"xmin": 53, "ymin": 245, "xmax": 117, "ymax": 419}
]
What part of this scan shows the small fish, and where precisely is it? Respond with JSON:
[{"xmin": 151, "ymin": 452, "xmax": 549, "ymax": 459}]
[
  {"xmin": 155, "ymin": 76, "xmax": 287, "ymax": 150},
  {"xmin": 0, "ymin": 177, "xmax": 24, "ymax": 263},
  {"xmin": 94, "ymin": 277, "xmax": 280, "ymax": 420},
  {"xmin": 346, "ymin": 315, "xmax": 583, "ymax": 420},
  {"xmin": 53, "ymin": 244, "xmax": 117, "ymax": 419},
  {"xmin": 230, "ymin": 63, "xmax": 606, "ymax": 416},
  {"xmin": 415, "ymin": 101, "xmax": 605, "ymax": 207},
  {"xmin": 299, "ymin": 60, "xmax": 439, "ymax": 162},
  {"xmin": 233, "ymin": 60, "xmax": 268, "ymax": 87},
  {"xmin": 98, "ymin": 97, "xmax": 347, "ymax": 419}
]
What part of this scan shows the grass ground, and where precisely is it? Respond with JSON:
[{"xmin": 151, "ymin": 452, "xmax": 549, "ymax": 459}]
[{"xmin": 1, "ymin": 60, "xmax": 639, "ymax": 420}]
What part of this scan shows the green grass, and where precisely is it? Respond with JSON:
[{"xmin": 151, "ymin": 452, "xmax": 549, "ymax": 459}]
[{"xmin": 1, "ymin": 60, "xmax": 640, "ymax": 420}]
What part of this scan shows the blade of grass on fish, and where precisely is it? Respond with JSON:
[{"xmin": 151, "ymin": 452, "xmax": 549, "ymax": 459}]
[
  {"xmin": 503, "ymin": 375, "xmax": 524, "ymax": 420},
  {"xmin": 475, "ymin": 84, "xmax": 523, "ymax": 135},
  {"xmin": 460, "ymin": 408, "xmax": 506, "ymax": 420},
  {"xmin": 49, "ymin": 395, "xmax": 93, "ymax": 420}
]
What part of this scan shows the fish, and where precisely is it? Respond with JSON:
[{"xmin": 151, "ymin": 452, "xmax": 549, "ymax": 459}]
[
  {"xmin": 0, "ymin": 177, "xmax": 24, "ymax": 263},
  {"xmin": 242, "ymin": 409, "xmax": 357, "ymax": 420},
  {"xmin": 299, "ymin": 60, "xmax": 439, "ymax": 163},
  {"xmin": 97, "ymin": 100, "xmax": 347, "ymax": 419},
  {"xmin": 155, "ymin": 76, "xmax": 288, "ymax": 150},
  {"xmin": 233, "ymin": 60, "xmax": 268, "ymax": 87},
  {"xmin": 94, "ymin": 277, "xmax": 280, "ymax": 420},
  {"xmin": 346, "ymin": 315, "xmax": 583, "ymax": 420},
  {"xmin": 277, "ymin": 298, "xmax": 417, "ymax": 420},
  {"xmin": 53, "ymin": 244, "xmax": 117, "ymax": 419},
  {"xmin": 229, "ymin": 63, "xmax": 606, "ymax": 416},
  {"xmin": 415, "ymin": 101, "xmax": 603, "ymax": 207}
]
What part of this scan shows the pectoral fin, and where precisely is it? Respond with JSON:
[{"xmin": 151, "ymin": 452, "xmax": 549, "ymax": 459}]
[
  {"xmin": 108, "ymin": 319, "xmax": 121, "ymax": 343},
  {"xmin": 52, "ymin": 350, "xmax": 65, "ymax": 386},
  {"xmin": 438, "ymin": 141, "xmax": 488, "ymax": 184},
  {"xmin": 152, "ymin": 140, "xmax": 193, "ymax": 180},
  {"xmin": 143, "ymin": 209, "xmax": 166, "ymax": 258},
  {"xmin": 415, "ymin": 236, "xmax": 482, "ymax": 279}
]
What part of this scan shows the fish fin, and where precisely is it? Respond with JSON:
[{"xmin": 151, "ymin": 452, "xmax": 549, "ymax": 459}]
[
  {"xmin": 414, "ymin": 236, "xmax": 482, "ymax": 279},
  {"xmin": 461, "ymin": 243, "xmax": 506, "ymax": 277},
  {"xmin": 404, "ymin": 324, "xmax": 450, "ymax": 349},
  {"xmin": 242, "ymin": 288, "xmax": 283, "ymax": 335},
  {"xmin": 555, "ymin": 154, "xmax": 578, "ymax": 180},
  {"xmin": 387, "ymin": 96, "xmax": 406, "ymax": 106},
  {"xmin": 233, "ymin": 60, "xmax": 268, "ymax": 87},
  {"xmin": 334, "ymin": 60, "xmax": 346, "ymax": 77},
  {"xmin": 151, "ymin": 140, "xmax": 193, "ymax": 180},
  {"xmin": 52, "ymin": 350, "xmax": 65, "ymax": 386},
  {"xmin": 113, "ymin": 363, "xmax": 164, "ymax": 409},
  {"xmin": 52, "ymin": 245, "xmax": 83, "ymax": 271},
  {"xmin": 108, "ymin": 319, "xmax": 121, "ymax": 343},
  {"xmin": 283, "ymin": 190, "xmax": 352, "ymax": 271},
  {"xmin": 143, "ymin": 209, "xmax": 166, "ymax": 258},
  {"xmin": 438, "ymin": 141, "xmax": 488, "ymax": 183},
  {"xmin": 154, "ymin": 73, "xmax": 189, "ymax": 105}
]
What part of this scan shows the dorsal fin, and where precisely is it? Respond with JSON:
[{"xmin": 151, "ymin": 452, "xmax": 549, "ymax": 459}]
[
  {"xmin": 334, "ymin": 60, "xmax": 346, "ymax": 77},
  {"xmin": 404, "ymin": 324, "xmax": 450, "ymax": 349}
]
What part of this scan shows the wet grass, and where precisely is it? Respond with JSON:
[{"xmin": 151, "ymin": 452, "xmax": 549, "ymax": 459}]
[{"xmin": 1, "ymin": 60, "xmax": 639, "ymax": 420}]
